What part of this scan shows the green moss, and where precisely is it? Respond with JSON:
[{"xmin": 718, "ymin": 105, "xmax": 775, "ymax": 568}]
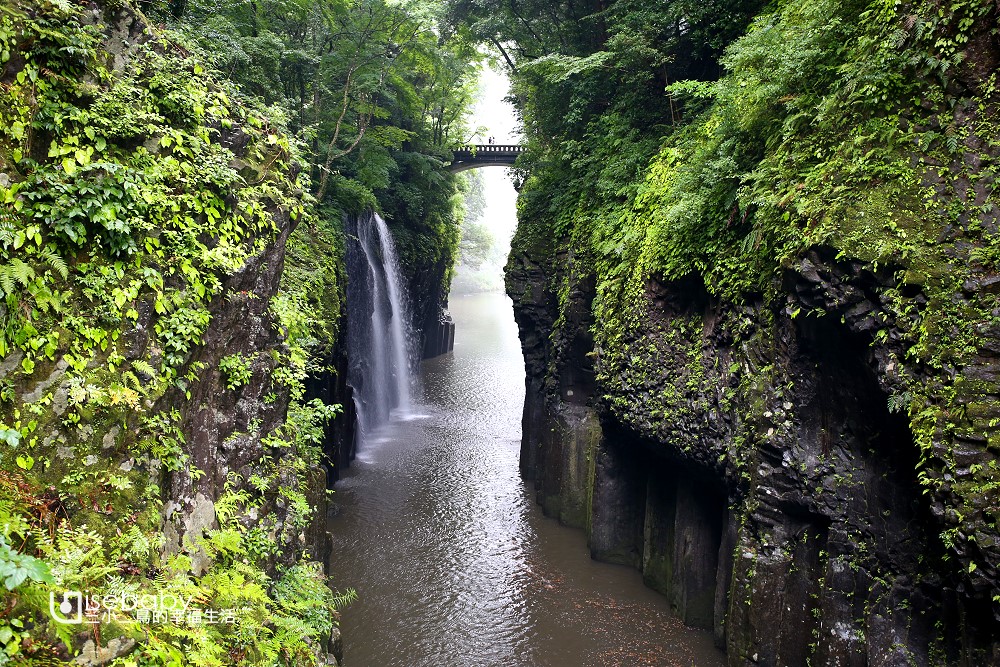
[
  {"xmin": 0, "ymin": 2, "xmax": 348, "ymax": 663},
  {"xmin": 509, "ymin": 0, "xmax": 1000, "ymax": 575}
]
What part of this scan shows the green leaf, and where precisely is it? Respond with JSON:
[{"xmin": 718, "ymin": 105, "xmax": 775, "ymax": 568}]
[
  {"xmin": 22, "ymin": 558, "xmax": 53, "ymax": 585},
  {"xmin": 4, "ymin": 568, "xmax": 27, "ymax": 591}
]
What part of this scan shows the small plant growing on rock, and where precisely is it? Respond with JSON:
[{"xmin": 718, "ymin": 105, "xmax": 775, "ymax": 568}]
[{"xmin": 219, "ymin": 353, "xmax": 255, "ymax": 390}]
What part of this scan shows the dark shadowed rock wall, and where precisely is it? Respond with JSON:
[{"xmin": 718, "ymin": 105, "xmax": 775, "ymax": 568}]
[
  {"xmin": 411, "ymin": 254, "xmax": 455, "ymax": 360},
  {"xmin": 504, "ymin": 3, "xmax": 1000, "ymax": 664},
  {"xmin": 508, "ymin": 245, "xmax": 1000, "ymax": 667}
]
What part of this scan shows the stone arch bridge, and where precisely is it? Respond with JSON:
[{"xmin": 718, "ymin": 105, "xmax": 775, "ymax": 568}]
[{"xmin": 449, "ymin": 144, "xmax": 524, "ymax": 172}]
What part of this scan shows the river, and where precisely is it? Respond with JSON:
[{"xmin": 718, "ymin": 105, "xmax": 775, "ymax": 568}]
[{"xmin": 327, "ymin": 292, "xmax": 726, "ymax": 667}]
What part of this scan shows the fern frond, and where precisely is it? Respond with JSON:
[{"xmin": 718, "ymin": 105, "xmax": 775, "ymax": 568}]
[
  {"xmin": 29, "ymin": 283, "xmax": 55, "ymax": 313},
  {"xmin": 37, "ymin": 245, "xmax": 68, "ymax": 280},
  {"xmin": 0, "ymin": 267, "xmax": 14, "ymax": 299},
  {"xmin": 122, "ymin": 370, "xmax": 141, "ymax": 390},
  {"xmin": 0, "ymin": 260, "xmax": 34, "ymax": 298},
  {"xmin": 331, "ymin": 588, "xmax": 358, "ymax": 609},
  {"xmin": 10, "ymin": 258, "xmax": 34, "ymax": 287},
  {"xmin": 0, "ymin": 221, "xmax": 14, "ymax": 246},
  {"xmin": 131, "ymin": 359, "xmax": 157, "ymax": 380},
  {"xmin": 214, "ymin": 489, "xmax": 251, "ymax": 525}
]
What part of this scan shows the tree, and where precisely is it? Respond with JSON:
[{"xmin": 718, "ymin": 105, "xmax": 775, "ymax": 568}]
[
  {"xmin": 166, "ymin": 0, "xmax": 481, "ymax": 209},
  {"xmin": 458, "ymin": 220, "xmax": 495, "ymax": 269}
]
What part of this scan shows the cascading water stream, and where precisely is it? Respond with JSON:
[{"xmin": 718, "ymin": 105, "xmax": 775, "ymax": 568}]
[
  {"xmin": 346, "ymin": 212, "xmax": 414, "ymax": 441},
  {"xmin": 371, "ymin": 213, "xmax": 411, "ymax": 413}
]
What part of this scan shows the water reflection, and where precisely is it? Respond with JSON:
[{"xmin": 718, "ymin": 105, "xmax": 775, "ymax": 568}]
[{"xmin": 328, "ymin": 293, "xmax": 724, "ymax": 667}]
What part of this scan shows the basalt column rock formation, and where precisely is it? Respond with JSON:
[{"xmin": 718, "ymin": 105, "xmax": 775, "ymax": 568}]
[
  {"xmin": 412, "ymin": 256, "xmax": 456, "ymax": 360},
  {"xmin": 509, "ymin": 244, "xmax": 1000, "ymax": 665},
  {"xmin": 502, "ymin": 0, "xmax": 1000, "ymax": 662}
]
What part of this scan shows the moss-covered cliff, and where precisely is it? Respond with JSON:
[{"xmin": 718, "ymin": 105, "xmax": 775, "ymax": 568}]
[
  {"xmin": 0, "ymin": 2, "xmax": 350, "ymax": 664},
  {"xmin": 0, "ymin": 0, "xmax": 476, "ymax": 660},
  {"xmin": 498, "ymin": 0, "xmax": 1000, "ymax": 662}
]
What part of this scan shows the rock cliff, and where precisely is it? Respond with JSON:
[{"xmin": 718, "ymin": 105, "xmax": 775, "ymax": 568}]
[
  {"xmin": 0, "ymin": 2, "xmax": 348, "ymax": 663},
  {"xmin": 506, "ymin": 2, "xmax": 1000, "ymax": 663},
  {"xmin": 510, "ymin": 238, "xmax": 1000, "ymax": 666}
]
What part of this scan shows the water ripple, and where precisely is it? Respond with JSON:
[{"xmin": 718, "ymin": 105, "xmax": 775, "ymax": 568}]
[{"xmin": 328, "ymin": 293, "xmax": 724, "ymax": 667}]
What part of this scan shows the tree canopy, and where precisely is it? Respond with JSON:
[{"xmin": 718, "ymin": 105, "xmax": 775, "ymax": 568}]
[{"xmin": 143, "ymin": 0, "xmax": 483, "ymax": 215}]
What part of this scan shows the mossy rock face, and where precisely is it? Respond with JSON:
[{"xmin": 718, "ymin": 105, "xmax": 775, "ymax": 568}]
[
  {"xmin": 0, "ymin": 1, "xmax": 341, "ymax": 663},
  {"xmin": 504, "ymin": 0, "xmax": 1000, "ymax": 659}
]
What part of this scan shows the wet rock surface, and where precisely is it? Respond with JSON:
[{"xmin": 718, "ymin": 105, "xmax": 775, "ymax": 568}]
[{"xmin": 508, "ymin": 243, "xmax": 1000, "ymax": 665}]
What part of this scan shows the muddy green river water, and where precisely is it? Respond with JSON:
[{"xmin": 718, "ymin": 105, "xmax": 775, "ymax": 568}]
[{"xmin": 328, "ymin": 292, "xmax": 725, "ymax": 667}]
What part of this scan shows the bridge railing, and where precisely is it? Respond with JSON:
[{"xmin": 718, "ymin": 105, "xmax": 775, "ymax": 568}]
[{"xmin": 453, "ymin": 144, "xmax": 525, "ymax": 155}]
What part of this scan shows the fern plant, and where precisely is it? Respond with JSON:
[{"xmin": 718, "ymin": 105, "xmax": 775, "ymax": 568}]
[{"xmin": 0, "ymin": 258, "xmax": 34, "ymax": 300}]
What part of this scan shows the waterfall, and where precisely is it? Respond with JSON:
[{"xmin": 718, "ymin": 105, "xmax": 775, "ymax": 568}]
[
  {"xmin": 372, "ymin": 213, "xmax": 412, "ymax": 413},
  {"xmin": 346, "ymin": 212, "xmax": 413, "ymax": 440}
]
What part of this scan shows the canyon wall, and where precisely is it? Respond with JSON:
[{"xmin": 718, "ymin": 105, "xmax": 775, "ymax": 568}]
[
  {"xmin": 0, "ymin": 2, "xmax": 352, "ymax": 663},
  {"xmin": 510, "ymin": 225, "xmax": 1000, "ymax": 666},
  {"xmin": 509, "ymin": 245, "xmax": 1000, "ymax": 664},
  {"xmin": 506, "ymin": 2, "xmax": 1000, "ymax": 662}
]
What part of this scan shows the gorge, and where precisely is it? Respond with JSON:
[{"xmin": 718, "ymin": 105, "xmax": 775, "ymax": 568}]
[{"xmin": 2, "ymin": 0, "xmax": 1000, "ymax": 665}]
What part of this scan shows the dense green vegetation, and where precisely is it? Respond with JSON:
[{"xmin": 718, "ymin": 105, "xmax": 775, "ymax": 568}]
[
  {"xmin": 455, "ymin": 0, "xmax": 999, "ymax": 551},
  {"xmin": 165, "ymin": 0, "xmax": 483, "ymax": 330},
  {"xmin": 0, "ymin": 0, "xmax": 478, "ymax": 664},
  {"xmin": 0, "ymin": 4, "xmax": 334, "ymax": 661},
  {"xmin": 3, "ymin": 0, "xmax": 998, "ymax": 660}
]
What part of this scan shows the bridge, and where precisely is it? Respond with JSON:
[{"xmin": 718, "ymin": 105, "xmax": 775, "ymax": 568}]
[{"xmin": 449, "ymin": 144, "xmax": 524, "ymax": 172}]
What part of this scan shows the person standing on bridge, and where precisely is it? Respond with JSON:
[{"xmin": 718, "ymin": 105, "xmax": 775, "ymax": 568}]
[{"xmin": 488, "ymin": 137, "xmax": 494, "ymax": 144}]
